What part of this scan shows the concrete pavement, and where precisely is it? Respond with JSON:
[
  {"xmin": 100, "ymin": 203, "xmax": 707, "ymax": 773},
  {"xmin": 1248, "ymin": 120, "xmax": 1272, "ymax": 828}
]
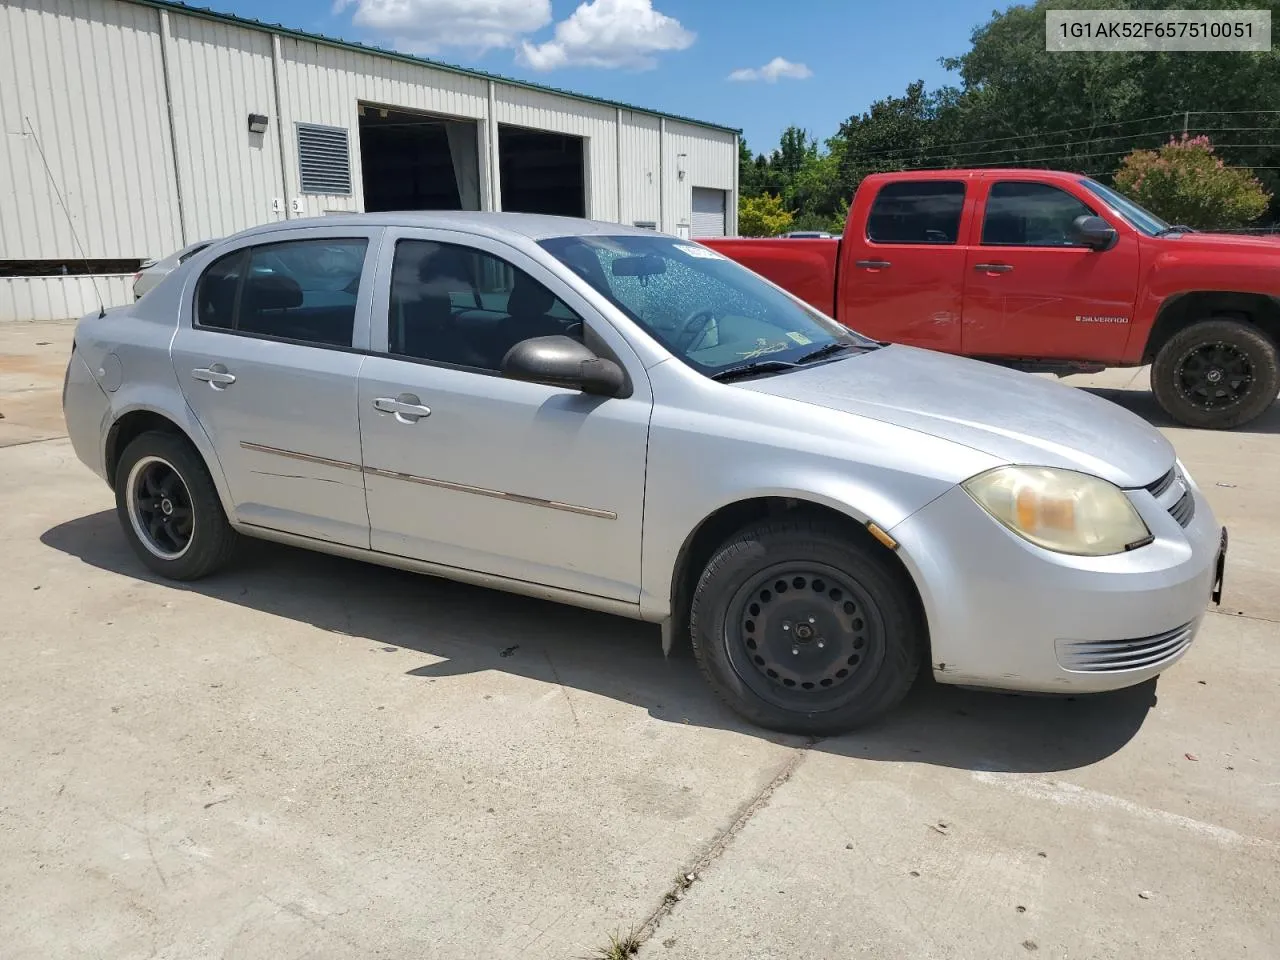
[{"xmin": 1, "ymin": 321, "xmax": 1276, "ymax": 959}]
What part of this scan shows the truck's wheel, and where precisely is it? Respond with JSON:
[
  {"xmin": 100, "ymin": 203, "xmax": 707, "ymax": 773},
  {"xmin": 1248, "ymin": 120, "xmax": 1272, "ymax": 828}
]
[
  {"xmin": 114, "ymin": 430, "xmax": 238, "ymax": 580},
  {"xmin": 689, "ymin": 518, "xmax": 922, "ymax": 736},
  {"xmin": 1151, "ymin": 319, "xmax": 1280, "ymax": 429}
]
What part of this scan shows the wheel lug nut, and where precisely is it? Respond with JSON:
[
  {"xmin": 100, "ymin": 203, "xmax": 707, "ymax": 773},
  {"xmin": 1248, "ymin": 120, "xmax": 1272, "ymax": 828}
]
[
  {"xmin": 792, "ymin": 647, "xmax": 799, "ymax": 656},
  {"xmin": 817, "ymin": 641, "xmax": 825, "ymax": 649},
  {"xmin": 808, "ymin": 616, "xmax": 816, "ymax": 624},
  {"xmin": 782, "ymin": 623, "xmax": 791, "ymax": 632}
]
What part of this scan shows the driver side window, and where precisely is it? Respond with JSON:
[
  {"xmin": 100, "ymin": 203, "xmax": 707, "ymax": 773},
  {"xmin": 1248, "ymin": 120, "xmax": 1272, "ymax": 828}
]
[
  {"xmin": 388, "ymin": 239, "xmax": 582, "ymax": 371},
  {"xmin": 982, "ymin": 182, "xmax": 1096, "ymax": 247}
]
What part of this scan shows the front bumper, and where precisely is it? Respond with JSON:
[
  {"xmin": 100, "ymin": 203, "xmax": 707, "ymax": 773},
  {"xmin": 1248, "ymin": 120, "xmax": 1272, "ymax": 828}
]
[{"xmin": 889, "ymin": 471, "xmax": 1223, "ymax": 694}]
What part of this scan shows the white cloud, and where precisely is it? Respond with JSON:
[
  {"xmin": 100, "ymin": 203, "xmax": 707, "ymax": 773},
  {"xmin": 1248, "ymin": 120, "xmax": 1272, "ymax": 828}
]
[
  {"xmin": 728, "ymin": 57, "xmax": 813, "ymax": 83},
  {"xmin": 519, "ymin": 0, "xmax": 695, "ymax": 71},
  {"xmin": 334, "ymin": 0, "xmax": 553, "ymax": 54}
]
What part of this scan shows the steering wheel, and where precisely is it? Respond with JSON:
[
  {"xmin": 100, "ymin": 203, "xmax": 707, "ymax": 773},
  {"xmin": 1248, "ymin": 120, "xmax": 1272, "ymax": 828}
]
[{"xmin": 672, "ymin": 307, "xmax": 717, "ymax": 353}]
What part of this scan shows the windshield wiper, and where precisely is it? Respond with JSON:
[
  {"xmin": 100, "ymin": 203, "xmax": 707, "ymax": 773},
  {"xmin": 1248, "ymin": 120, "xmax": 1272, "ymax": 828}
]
[
  {"xmin": 795, "ymin": 341, "xmax": 858, "ymax": 364},
  {"xmin": 1156, "ymin": 224, "xmax": 1197, "ymax": 236},
  {"xmin": 710, "ymin": 360, "xmax": 797, "ymax": 383}
]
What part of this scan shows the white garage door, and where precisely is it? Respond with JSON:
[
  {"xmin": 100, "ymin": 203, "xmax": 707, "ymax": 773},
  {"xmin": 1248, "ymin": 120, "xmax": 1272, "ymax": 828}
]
[{"xmin": 691, "ymin": 188, "xmax": 727, "ymax": 237}]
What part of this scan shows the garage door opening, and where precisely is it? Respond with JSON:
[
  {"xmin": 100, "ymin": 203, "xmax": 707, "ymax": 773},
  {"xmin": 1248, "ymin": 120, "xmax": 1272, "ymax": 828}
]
[
  {"xmin": 498, "ymin": 126, "xmax": 585, "ymax": 218},
  {"xmin": 358, "ymin": 104, "xmax": 481, "ymax": 212},
  {"xmin": 692, "ymin": 187, "xmax": 728, "ymax": 238}
]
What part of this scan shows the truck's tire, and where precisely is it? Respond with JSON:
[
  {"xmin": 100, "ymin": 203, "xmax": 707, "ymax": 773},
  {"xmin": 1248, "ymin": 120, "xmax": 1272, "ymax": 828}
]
[
  {"xmin": 1151, "ymin": 319, "xmax": 1280, "ymax": 429},
  {"xmin": 689, "ymin": 518, "xmax": 922, "ymax": 736},
  {"xmin": 114, "ymin": 430, "xmax": 238, "ymax": 580}
]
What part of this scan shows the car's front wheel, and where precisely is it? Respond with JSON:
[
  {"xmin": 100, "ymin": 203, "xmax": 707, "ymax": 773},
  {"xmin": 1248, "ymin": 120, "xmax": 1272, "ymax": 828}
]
[
  {"xmin": 690, "ymin": 518, "xmax": 922, "ymax": 735},
  {"xmin": 114, "ymin": 430, "xmax": 238, "ymax": 580}
]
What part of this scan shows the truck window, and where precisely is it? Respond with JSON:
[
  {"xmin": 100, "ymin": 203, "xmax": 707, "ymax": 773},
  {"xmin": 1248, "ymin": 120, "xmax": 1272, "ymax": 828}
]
[
  {"xmin": 866, "ymin": 182, "xmax": 965, "ymax": 245},
  {"xmin": 982, "ymin": 182, "xmax": 1096, "ymax": 247}
]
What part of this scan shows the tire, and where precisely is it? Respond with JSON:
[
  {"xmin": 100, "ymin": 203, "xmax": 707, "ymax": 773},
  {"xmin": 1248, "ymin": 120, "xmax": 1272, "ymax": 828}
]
[
  {"xmin": 113, "ymin": 429, "xmax": 238, "ymax": 580},
  {"xmin": 1151, "ymin": 319, "xmax": 1280, "ymax": 429},
  {"xmin": 689, "ymin": 518, "xmax": 922, "ymax": 736}
]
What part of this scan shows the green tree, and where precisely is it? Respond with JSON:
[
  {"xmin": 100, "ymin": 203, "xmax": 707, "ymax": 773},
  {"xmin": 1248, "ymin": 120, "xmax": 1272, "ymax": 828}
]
[
  {"xmin": 834, "ymin": 80, "xmax": 957, "ymax": 192},
  {"xmin": 738, "ymin": 139, "xmax": 767, "ymax": 198},
  {"xmin": 738, "ymin": 193, "xmax": 793, "ymax": 237},
  {"xmin": 824, "ymin": 0, "xmax": 1280, "ymax": 219},
  {"xmin": 1114, "ymin": 135, "xmax": 1271, "ymax": 229},
  {"xmin": 936, "ymin": 0, "xmax": 1280, "ymax": 208}
]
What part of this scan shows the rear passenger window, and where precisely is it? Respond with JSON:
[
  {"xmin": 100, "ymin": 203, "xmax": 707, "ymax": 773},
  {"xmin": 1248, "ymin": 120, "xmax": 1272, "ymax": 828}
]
[
  {"xmin": 866, "ymin": 181, "xmax": 965, "ymax": 244},
  {"xmin": 193, "ymin": 238, "xmax": 367, "ymax": 347},
  {"xmin": 194, "ymin": 249, "xmax": 243, "ymax": 330}
]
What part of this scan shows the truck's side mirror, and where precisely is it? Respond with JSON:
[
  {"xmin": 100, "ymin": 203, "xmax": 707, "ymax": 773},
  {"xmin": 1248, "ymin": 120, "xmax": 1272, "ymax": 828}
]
[{"xmin": 1070, "ymin": 215, "xmax": 1117, "ymax": 251}]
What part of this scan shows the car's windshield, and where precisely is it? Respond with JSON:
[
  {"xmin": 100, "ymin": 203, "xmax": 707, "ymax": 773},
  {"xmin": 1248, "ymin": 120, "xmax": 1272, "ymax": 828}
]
[
  {"xmin": 1079, "ymin": 178, "xmax": 1170, "ymax": 236},
  {"xmin": 538, "ymin": 234, "xmax": 874, "ymax": 377}
]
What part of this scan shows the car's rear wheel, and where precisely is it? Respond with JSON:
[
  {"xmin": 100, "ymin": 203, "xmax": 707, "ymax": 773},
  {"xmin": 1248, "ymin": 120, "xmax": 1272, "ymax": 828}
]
[
  {"xmin": 1151, "ymin": 319, "xmax": 1279, "ymax": 429},
  {"xmin": 114, "ymin": 430, "xmax": 237, "ymax": 580},
  {"xmin": 690, "ymin": 518, "xmax": 922, "ymax": 735}
]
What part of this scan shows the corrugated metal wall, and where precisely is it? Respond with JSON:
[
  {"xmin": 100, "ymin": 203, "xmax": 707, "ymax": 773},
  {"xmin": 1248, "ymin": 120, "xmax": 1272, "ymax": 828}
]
[
  {"xmin": 0, "ymin": 0, "xmax": 181, "ymax": 260},
  {"xmin": 0, "ymin": 275, "xmax": 134, "ymax": 322},
  {"xmin": 617, "ymin": 111, "xmax": 661, "ymax": 227},
  {"xmin": 277, "ymin": 35, "xmax": 489, "ymax": 218},
  {"xmin": 0, "ymin": 0, "xmax": 737, "ymax": 321},
  {"xmin": 167, "ymin": 12, "xmax": 287, "ymax": 242},
  {"xmin": 663, "ymin": 120, "xmax": 738, "ymax": 238}
]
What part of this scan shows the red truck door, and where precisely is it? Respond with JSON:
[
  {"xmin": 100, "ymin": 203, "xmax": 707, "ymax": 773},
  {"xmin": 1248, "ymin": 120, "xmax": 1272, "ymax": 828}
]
[
  {"xmin": 837, "ymin": 178, "xmax": 969, "ymax": 352},
  {"xmin": 961, "ymin": 179, "xmax": 1140, "ymax": 362}
]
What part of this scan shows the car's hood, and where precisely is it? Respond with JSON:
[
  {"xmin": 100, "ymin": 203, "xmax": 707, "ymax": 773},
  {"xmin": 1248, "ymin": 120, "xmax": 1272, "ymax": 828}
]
[
  {"xmin": 739, "ymin": 345, "xmax": 1174, "ymax": 488},
  {"xmin": 1157, "ymin": 231, "xmax": 1280, "ymax": 254}
]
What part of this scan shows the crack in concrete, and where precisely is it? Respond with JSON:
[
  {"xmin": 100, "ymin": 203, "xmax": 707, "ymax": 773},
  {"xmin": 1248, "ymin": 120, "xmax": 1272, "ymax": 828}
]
[
  {"xmin": 0, "ymin": 433, "xmax": 68, "ymax": 449},
  {"xmin": 626, "ymin": 742, "xmax": 812, "ymax": 951},
  {"xmin": 1208, "ymin": 608, "xmax": 1280, "ymax": 625}
]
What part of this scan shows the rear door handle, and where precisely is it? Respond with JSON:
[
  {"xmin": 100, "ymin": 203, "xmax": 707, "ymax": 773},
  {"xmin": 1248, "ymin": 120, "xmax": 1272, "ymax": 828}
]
[
  {"xmin": 855, "ymin": 259, "xmax": 892, "ymax": 269},
  {"xmin": 192, "ymin": 365, "xmax": 236, "ymax": 388},
  {"xmin": 374, "ymin": 394, "xmax": 432, "ymax": 423},
  {"xmin": 973, "ymin": 263, "xmax": 1014, "ymax": 273}
]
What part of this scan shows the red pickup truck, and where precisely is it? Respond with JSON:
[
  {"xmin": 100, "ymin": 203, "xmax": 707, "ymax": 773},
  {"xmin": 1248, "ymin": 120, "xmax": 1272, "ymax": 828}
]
[{"xmin": 703, "ymin": 169, "xmax": 1280, "ymax": 429}]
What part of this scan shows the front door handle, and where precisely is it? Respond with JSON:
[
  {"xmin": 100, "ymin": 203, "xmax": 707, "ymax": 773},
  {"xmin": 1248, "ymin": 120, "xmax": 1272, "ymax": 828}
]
[
  {"xmin": 192, "ymin": 364, "xmax": 236, "ymax": 389},
  {"xmin": 973, "ymin": 263, "xmax": 1014, "ymax": 273},
  {"xmin": 374, "ymin": 394, "xmax": 432, "ymax": 423},
  {"xmin": 855, "ymin": 259, "xmax": 892, "ymax": 269}
]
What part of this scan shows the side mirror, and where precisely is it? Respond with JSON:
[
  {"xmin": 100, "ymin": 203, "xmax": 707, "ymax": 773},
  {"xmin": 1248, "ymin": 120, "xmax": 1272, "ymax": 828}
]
[
  {"xmin": 1070, "ymin": 215, "xmax": 1117, "ymax": 250},
  {"xmin": 500, "ymin": 335, "xmax": 625, "ymax": 397}
]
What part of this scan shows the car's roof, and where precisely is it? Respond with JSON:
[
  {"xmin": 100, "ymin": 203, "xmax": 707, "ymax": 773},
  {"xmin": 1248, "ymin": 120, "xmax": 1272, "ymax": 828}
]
[
  {"xmin": 226, "ymin": 211, "xmax": 664, "ymax": 245},
  {"xmin": 863, "ymin": 168, "xmax": 1090, "ymax": 183}
]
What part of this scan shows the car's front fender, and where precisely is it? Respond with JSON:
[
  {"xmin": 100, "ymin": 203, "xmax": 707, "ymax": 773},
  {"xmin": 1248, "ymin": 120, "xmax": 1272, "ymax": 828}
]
[{"xmin": 636, "ymin": 384, "xmax": 1000, "ymax": 623}]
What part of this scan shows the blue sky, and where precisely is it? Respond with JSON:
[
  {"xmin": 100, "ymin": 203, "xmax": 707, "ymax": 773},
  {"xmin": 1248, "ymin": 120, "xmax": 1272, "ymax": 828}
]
[{"xmin": 198, "ymin": 0, "xmax": 1010, "ymax": 153}]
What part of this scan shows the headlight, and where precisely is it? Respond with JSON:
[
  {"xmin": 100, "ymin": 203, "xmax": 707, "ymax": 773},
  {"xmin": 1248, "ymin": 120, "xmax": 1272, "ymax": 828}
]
[{"xmin": 962, "ymin": 465, "xmax": 1151, "ymax": 556}]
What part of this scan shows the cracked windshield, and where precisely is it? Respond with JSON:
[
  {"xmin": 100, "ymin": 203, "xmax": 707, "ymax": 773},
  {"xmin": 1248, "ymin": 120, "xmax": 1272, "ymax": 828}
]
[{"xmin": 541, "ymin": 233, "xmax": 873, "ymax": 375}]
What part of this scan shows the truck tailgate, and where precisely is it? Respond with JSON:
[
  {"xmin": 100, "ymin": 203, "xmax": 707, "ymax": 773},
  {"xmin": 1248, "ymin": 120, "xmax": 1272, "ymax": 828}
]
[{"xmin": 700, "ymin": 238, "xmax": 840, "ymax": 317}]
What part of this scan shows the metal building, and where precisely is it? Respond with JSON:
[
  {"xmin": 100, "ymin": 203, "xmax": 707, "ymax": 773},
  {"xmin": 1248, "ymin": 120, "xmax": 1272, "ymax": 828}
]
[{"xmin": 0, "ymin": 0, "xmax": 740, "ymax": 321}]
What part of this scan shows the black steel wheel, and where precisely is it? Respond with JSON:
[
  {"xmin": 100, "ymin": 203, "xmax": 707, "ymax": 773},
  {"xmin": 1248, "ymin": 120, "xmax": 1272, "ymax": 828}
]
[
  {"xmin": 114, "ymin": 430, "xmax": 238, "ymax": 580},
  {"xmin": 690, "ymin": 517, "xmax": 922, "ymax": 735},
  {"xmin": 726, "ymin": 562, "xmax": 887, "ymax": 713},
  {"xmin": 1152, "ymin": 319, "xmax": 1279, "ymax": 429}
]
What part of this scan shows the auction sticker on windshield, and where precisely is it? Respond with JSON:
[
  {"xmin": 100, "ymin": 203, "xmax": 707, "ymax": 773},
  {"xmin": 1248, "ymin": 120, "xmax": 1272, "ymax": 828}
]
[{"xmin": 674, "ymin": 243, "xmax": 726, "ymax": 260}]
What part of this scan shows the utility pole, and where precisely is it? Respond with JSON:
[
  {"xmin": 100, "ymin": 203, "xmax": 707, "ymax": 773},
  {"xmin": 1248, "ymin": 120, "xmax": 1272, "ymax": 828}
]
[{"xmin": 1183, "ymin": 110, "xmax": 1190, "ymax": 138}]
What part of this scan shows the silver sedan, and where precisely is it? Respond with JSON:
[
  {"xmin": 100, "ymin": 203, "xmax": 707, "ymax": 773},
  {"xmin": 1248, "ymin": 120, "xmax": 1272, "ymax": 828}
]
[{"xmin": 62, "ymin": 213, "xmax": 1227, "ymax": 734}]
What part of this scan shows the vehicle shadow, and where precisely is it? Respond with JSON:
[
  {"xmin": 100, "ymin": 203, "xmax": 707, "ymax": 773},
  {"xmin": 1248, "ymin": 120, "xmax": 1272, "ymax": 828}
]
[
  {"xmin": 41, "ymin": 510, "xmax": 1156, "ymax": 774},
  {"xmin": 1077, "ymin": 382, "xmax": 1280, "ymax": 435}
]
